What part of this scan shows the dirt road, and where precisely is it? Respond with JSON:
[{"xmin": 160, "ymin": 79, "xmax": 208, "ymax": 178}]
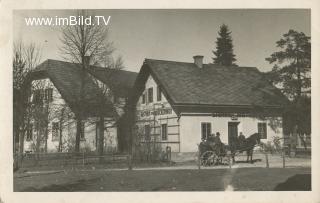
[{"xmin": 14, "ymin": 167, "xmax": 311, "ymax": 191}]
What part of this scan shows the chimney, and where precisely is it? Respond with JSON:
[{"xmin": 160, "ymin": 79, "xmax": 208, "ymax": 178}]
[{"xmin": 193, "ymin": 55, "xmax": 204, "ymax": 68}]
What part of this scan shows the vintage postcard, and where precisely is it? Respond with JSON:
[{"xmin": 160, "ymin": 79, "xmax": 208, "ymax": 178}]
[{"xmin": 0, "ymin": 1, "xmax": 319, "ymax": 203}]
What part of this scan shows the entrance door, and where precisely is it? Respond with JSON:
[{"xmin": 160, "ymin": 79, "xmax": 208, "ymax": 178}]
[{"xmin": 228, "ymin": 122, "xmax": 239, "ymax": 146}]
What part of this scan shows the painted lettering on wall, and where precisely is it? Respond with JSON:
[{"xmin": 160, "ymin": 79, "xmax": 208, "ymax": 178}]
[{"xmin": 140, "ymin": 108, "xmax": 172, "ymax": 117}]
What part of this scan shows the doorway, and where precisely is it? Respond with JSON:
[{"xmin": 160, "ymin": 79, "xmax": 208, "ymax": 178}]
[{"xmin": 228, "ymin": 122, "xmax": 239, "ymax": 145}]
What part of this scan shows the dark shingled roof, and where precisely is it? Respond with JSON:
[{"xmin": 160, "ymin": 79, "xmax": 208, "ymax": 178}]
[
  {"xmin": 87, "ymin": 66, "xmax": 138, "ymax": 98},
  {"xmin": 132, "ymin": 59, "xmax": 288, "ymax": 113},
  {"xmin": 30, "ymin": 59, "xmax": 137, "ymax": 118}
]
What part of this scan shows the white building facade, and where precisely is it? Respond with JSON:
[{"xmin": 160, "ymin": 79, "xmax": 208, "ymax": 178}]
[
  {"xmin": 23, "ymin": 59, "xmax": 137, "ymax": 154},
  {"xmin": 132, "ymin": 57, "xmax": 288, "ymax": 153},
  {"xmin": 24, "ymin": 78, "xmax": 118, "ymax": 153},
  {"xmin": 135, "ymin": 74, "xmax": 283, "ymax": 153}
]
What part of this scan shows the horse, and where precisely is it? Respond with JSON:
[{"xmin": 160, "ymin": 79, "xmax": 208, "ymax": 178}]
[{"xmin": 230, "ymin": 133, "xmax": 261, "ymax": 164}]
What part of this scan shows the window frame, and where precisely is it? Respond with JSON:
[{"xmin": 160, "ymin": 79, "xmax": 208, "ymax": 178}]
[
  {"xmin": 26, "ymin": 124, "xmax": 33, "ymax": 141},
  {"xmin": 52, "ymin": 122, "xmax": 59, "ymax": 141},
  {"xmin": 32, "ymin": 89, "xmax": 41, "ymax": 103},
  {"xmin": 45, "ymin": 88, "xmax": 53, "ymax": 102},
  {"xmin": 161, "ymin": 123, "xmax": 168, "ymax": 141},
  {"xmin": 258, "ymin": 122, "xmax": 267, "ymax": 139},
  {"xmin": 145, "ymin": 124, "xmax": 151, "ymax": 141},
  {"xmin": 201, "ymin": 122, "xmax": 212, "ymax": 141},
  {"xmin": 148, "ymin": 87, "xmax": 153, "ymax": 103}
]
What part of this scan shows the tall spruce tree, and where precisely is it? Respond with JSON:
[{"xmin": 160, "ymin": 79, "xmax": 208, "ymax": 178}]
[
  {"xmin": 266, "ymin": 30, "xmax": 311, "ymax": 149},
  {"xmin": 212, "ymin": 24, "xmax": 237, "ymax": 66},
  {"xmin": 266, "ymin": 29, "xmax": 311, "ymax": 101}
]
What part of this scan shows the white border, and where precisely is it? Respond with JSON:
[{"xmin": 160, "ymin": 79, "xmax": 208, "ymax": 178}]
[{"xmin": 1, "ymin": 1, "xmax": 319, "ymax": 203}]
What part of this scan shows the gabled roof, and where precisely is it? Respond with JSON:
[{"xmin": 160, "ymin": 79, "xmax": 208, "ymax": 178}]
[
  {"xmin": 132, "ymin": 58, "xmax": 289, "ymax": 114},
  {"xmin": 87, "ymin": 66, "xmax": 137, "ymax": 98},
  {"xmin": 29, "ymin": 59, "xmax": 137, "ymax": 118}
]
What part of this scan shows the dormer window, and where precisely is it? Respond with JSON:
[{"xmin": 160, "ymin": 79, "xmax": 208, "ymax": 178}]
[
  {"xmin": 26, "ymin": 124, "xmax": 33, "ymax": 141},
  {"xmin": 142, "ymin": 93, "xmax": 146, "ymax": 104},
  {"xmin": 148, "ymin": 87, "xmax": 153, "ymax": 103},
  {"xmin": 44, "ymin": 88, "xmax": 53, "ymax": 102},
  {"xmin": 52, "ymin": 122, "xmax": 59, "ymax": 141},
  {"xmin": 32, "ymin": 89, "xmax": 43, "ymax": 104}
]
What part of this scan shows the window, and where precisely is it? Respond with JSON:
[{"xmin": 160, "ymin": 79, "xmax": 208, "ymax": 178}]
[
  {"xmin": 26, "ymin": 124, "xmax": 33, "ymax": 140},
  {"xmin": 142, "ymin": 93, "xmax": 146, "ymax": 104},
  {"xmin": 44, "ymin": 88, "xmax": 53, "ymax": 102},
  {"xmin": 81, "ymin": 121, "xmax": 85, "ymax": 140},
  {"xmin": 32, "ymin": 89, "xmax": 42, "ymax": 103},
  {"xmin": 258, "ymin": 123, "xmax": 267, "ymax": 139},
  {"xmin": 157, "ymin": 86, "xmax": 162, "ymax": 101},
  {"xmin": 148, "ymin": 87, "xmax": 153, "ymax": 103},
  {"xmin": 161, "ymin": 124, "xmax": 168, "ymax": 140},
  {"xmin": 201, "ymin": 122, "xmax": 211, "ymax": 140},
  {"xmin": 145, "ymin": 125, "xmax": 150, "ymax": 141},
  {"xmin": 52, "ymin": 122, "xmax": 59, "ymax": 141}
]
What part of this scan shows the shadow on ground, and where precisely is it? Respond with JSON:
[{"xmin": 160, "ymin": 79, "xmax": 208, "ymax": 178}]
[
  {"xmin": 274, "ymin": 174, "xmax": 311, "ymax": 191},
  {"xmin": 22, "ymin": 178, "xmax": 100, "ymax": 192},
  {"xmin": 15, "ymin": 167, "xmax": 311, "ymax": 192},
  {"xmin": 235, "ymin": 159, "xmax": 262, "ymax": 164}
]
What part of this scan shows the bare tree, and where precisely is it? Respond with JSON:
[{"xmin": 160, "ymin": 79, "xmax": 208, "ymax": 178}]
[
  {"xmin": 13, "ymin": 42, "xmax": 42, "ymax": 152},
  {"xmin": 91, "ymin": 55, "xmax": 125, "ymax": 158},
  {"xmin": 13, "ymin": 41, "xmax": 42, "ymax": 169},
  {"xmin": 59, "ymin": 10, "xmax": 123, "ymax": 154}
]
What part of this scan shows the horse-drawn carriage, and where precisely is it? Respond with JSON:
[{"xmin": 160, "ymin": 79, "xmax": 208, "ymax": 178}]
[{"xmin": 199, "ymin": 133, "xmax": 261, "ymax": 166}]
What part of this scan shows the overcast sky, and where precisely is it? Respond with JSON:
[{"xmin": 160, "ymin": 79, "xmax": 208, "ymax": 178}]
[{"xmin": 13, "ymin": 9, "xmax": 310, "ymax": 72}]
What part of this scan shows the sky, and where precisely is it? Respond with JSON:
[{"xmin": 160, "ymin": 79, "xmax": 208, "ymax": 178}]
[{"xmin": 13, "ymin": 9, "xmax": 310, "ymax": 73}]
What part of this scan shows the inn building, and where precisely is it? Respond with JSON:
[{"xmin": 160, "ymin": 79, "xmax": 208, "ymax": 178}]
[
  {"xmin": 23, "ymin": 59, "xmax": 137, "ymax": 153},
  {"xmin": 131, "ymin": 56, "xmax": 289, "ymax": 153}
]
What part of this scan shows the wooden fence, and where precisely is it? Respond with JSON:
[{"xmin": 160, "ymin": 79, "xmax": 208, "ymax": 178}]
[{"xmin": 15, "ymin": 152, "xmax": 130, "ymax": 169}]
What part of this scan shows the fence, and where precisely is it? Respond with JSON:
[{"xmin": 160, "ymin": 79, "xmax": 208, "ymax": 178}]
[{"xmin": 15, "ymin": 152, "xmax": 130, "ymax": 169}]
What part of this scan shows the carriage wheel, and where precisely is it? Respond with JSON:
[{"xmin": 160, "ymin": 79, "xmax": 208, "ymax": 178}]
[{"xmin": 200, "ymin": 151, "xmax": 217, "ymax": 166}]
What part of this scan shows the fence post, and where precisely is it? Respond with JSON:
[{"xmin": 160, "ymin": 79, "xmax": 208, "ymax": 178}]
[
  {"xmin": 265, "ymin": 153, "xmax": 269, "ymax": 168},
  {"xmin": 82, "ymin": 151, "xmax": 85, "ymax": 166},
  {"xmin": 282, "ymin": 149, "xmax": 285, "ymax": 168},
  {"xmin": 197, "ymin": 145, "xmax": 201, "ymax": 170},
  {"xmin": 128, "ymin": 154, "xmax": 132, "ymax": 170}
]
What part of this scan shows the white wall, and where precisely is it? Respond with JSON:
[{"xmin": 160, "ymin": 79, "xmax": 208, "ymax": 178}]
[
  {"xmin": 25, "ymin": 78, "xmax": 118, "ymax": 153},
  {"xmin": 135, "ymin": 75, "xmax": 180, "ymax": 152},
  {"xmin": 134, "ymin": 74, "xmax": 284, "ymax": 153},
  {"xmin": 179, "ymin": 115, "xmax": 283, "ymax": 152}
]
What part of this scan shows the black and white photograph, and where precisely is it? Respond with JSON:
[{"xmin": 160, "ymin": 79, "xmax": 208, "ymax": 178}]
[{"xmin": 0, "ymin": 2, "xmax": 319, "ymax": 203}]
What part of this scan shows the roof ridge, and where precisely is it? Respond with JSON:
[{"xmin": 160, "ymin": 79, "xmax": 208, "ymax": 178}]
[
  {"xmin": 44, "ymin": 59, "xmax": 136, "ymax": 74},
  {"xmin": 145, "ymin": 58, "xmax": 195, "ymax": 65},
  {"xmin": 90, "ymin": 65, "xmax": 138, "ymax": 74},
  {"xmin": 145, "ymin": 58, "xmax": 259, "ymax": 71}
]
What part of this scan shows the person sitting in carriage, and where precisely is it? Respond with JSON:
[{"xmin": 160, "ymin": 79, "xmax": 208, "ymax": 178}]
[
  {"xmin": 207, "ymin": 133, "xmax": 215, "ymax": 143},
  {"xmin": 214, "ymin": 132, "xmax": 222, "ymax": 145},
  {"xmin": 213, "ymin": 132, "xmax": 226, "ymax": 155},
  {"xmin": 238, "ymin": 132, "xmax": 246, "ymax": 148}
]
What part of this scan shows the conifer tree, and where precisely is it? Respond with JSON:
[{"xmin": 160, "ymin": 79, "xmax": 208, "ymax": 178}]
[{"xmin": 212, "ymin": 24, "xmax": 237, "ymax": 66}]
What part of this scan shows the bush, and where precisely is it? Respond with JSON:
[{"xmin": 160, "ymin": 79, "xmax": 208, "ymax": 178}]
[{"xmin": 260, "ymin": 136, "xmax": 282, "ymax": 154}]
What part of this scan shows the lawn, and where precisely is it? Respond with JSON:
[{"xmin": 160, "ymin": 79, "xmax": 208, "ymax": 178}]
[{"xmin": 14, "ymin": 167, "xmax": 311, "ymax": 191}]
